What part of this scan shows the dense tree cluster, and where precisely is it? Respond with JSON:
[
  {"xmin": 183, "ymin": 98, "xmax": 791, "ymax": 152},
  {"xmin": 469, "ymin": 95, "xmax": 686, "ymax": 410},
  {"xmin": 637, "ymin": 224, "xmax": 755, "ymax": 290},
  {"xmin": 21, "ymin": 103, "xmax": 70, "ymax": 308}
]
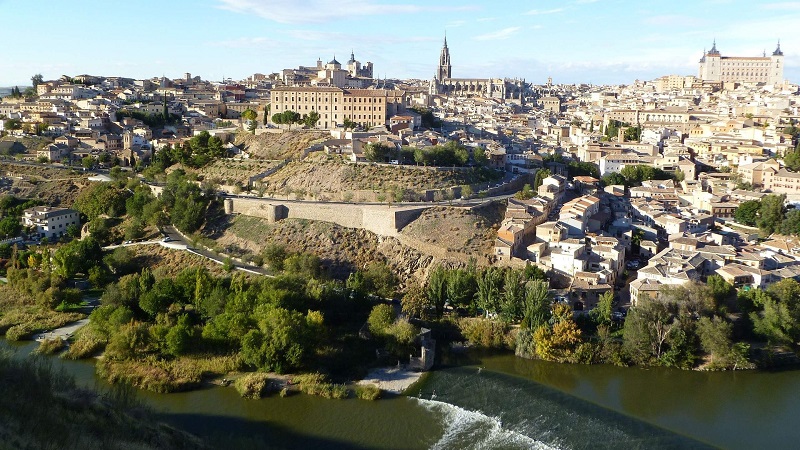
[
  {"xmin": 733, "ymin": 194, "xmax": 800, "ymax": 236},
  {"xmin": 145, "ymin": 131, "xmax": 225, "ymax": 172},
  {"xmin": 363, "ymin": 142, "xmax": 397, "ymax": 163},
  {"xmin": 78, "ymin": 256, "xmax": 394, "ymax": 377},
  {"xmin": 115, "ymin": 109, "xmax": 180, "ymax": 128},
  {"xmin": 402, "ymin": 264, "xmax": 548, "ymax": 322},
  {"xmin": 602, "ymin": 165, "xmax": 675, "ymax": 187},
  {"xmin": 411, "ymin": 141, "xmax": 471, "ymax": 167},
  {"xmin": 409, "ymin": 106, "xmax": 442, "ymax": 128}
]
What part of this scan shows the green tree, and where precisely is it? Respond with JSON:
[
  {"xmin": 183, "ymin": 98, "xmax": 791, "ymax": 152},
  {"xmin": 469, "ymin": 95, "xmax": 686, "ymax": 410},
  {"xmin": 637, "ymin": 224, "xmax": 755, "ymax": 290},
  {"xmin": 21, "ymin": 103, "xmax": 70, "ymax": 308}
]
[
  {"xmin": 515, "ymin": 184, "xmax": 535, "ymax": 200},
  {"xmin": 342, "ymin": 117, "xmax": 356, "ymax": 130},
  {"xmin": 735, "ymin": 200, "xmax": 761, "ymax": 227},
  {"xmin": 401, "ymin": 281, "xmax": 431, "ymax": 319},
  {"xmin": 499, "ymin": 269, "xmax": 526, "ymax": 323},
  {"xmin": 522, "ymin": 279, "xmax": 551, "ymax": 330},
  {"xmin": 426, "ymin": 265, "xmax": 448, "ymax": 317},
  {"xmin": 302, "ymin": 111, "xmax": 320, "ymax": 128},
  {"xmin": 751, "ymin": 296, "xmax": 795, "ymax": 347},
  {"xmin": 533, "ymin": 168, "xmax": 551, "ymax": 190},
  {"xmin": 475, "ymin": 267, "xmax": 502, "ymax": 317},
  {"xmin": 0, "ymin": 216, "xmax": 22, "ymax": 238},
  {"xmin": 696, "ymin": 316, "xmax": 740, "ymax": 368},
  {"xmin": 785, "ymin": 149, "xmax": 800, "ymax": 172},
  {"xmin": 473, "ymin": 146, "xmax": 487, "ymax": 166},
  {"xmin": 601, "ymin": 172, "xmax": 627, "ymax": 187},
  {"xmin": 165, "ymin": 314, "xmax": 194, "ymax": 356},
  {"xmin": 363, "ymin": 142, "xmax": 394, "ymax": 162},
  {"xmin": 590, "ymin": 291, "xmax": 615, "ymax": 326},
  {"xmin": 446, "ymin": 267, "xmax": 478, "ymax": 311},
  {"xmin": 757, "ymin": 194, "xmax": 786, "ymax": 235},
  {"xmin": 623, "ymin": 300, "xmax": 686, "ymax": 365},
  {"xmin": 706, "ymin": 275, "xmax": 734, "ymax": 308},
  {"xmin": 30, "ymin": 74, "xmax": 43, "ymax": 88},
  {"xmin": 240, "ymin": 306, "xmax": 313, "ymax": 373},
  {"xmin": 368, "ymin": 304, "xmax": 395, "ymax": 336}
]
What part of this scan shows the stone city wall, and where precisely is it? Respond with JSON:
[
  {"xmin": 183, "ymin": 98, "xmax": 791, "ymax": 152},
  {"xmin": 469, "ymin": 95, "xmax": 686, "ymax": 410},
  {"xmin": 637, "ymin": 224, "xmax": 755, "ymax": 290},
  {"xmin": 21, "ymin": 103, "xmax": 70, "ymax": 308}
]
[{"xmin": 226, "ymin": 197, "xmax": 430, "ymax": 237}]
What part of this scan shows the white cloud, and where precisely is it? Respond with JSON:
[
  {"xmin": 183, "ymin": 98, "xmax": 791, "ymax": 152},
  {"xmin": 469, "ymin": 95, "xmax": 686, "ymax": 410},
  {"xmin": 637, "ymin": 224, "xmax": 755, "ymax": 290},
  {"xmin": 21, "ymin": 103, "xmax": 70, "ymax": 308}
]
[
  {"xmin": 524, "ymin": 8, "xmax": 564, "ymax": 15},
  {"xmin": 473, "ymin": 27, "xmax": 521, "ymax": 41},
  {"xmin": 762, "ymin": 2, "xmax": 800, "ymax": 10},
  {"xmin": 213, "ymin": 36, "xmax": 281, "ymax": 48},
  {"xmin": 216, "ymin": 0, "xmax": 475, "ymax": 24}
]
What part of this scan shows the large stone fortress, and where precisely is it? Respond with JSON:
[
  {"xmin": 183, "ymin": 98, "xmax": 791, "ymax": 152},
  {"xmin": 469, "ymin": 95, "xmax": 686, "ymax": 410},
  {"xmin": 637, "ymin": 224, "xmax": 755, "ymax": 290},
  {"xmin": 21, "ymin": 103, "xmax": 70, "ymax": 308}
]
[
  {"xmin": 429, "ymin": 36, "xmax": 526, "ymax": 103},
  {"xmin": 698, "ymin": 40, "xmax": 784, "ymax": 85}
]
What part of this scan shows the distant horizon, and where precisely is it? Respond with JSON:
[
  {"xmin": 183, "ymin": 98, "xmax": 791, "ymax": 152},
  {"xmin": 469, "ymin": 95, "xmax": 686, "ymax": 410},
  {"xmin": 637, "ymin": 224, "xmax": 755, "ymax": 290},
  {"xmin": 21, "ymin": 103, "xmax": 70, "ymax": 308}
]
[{"xmin": 1, "ymin": 0, "xmax": 797, "ymax": 86}]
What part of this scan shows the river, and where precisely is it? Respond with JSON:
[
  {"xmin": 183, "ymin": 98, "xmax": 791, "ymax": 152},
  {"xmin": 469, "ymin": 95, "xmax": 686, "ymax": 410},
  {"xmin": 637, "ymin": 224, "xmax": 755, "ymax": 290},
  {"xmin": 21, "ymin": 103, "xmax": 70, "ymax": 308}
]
[{"xmin": 5, "ymin": 339, "xmax": 799, "ymax": 449}]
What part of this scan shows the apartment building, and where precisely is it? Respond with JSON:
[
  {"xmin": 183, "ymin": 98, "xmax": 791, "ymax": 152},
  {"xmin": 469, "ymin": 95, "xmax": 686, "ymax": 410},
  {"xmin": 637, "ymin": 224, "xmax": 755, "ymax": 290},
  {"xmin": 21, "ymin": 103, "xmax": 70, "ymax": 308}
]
[{"xmin": 22, "ymin": 206, "xmax": 81, "ymax": 239}]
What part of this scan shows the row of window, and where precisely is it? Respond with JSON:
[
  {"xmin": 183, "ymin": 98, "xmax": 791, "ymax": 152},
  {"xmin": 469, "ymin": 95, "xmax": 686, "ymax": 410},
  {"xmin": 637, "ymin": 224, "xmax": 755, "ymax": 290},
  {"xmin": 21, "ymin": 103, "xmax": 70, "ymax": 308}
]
[{"xmin": 274, "ymin": 96, "xmax": 385, "ymax": 103}]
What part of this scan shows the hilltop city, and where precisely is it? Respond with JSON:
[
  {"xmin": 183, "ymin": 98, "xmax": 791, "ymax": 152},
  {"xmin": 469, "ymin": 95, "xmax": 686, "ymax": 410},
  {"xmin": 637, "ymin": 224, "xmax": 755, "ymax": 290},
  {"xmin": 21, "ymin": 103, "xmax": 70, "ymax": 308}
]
[{"xmin": 3, "ymin": 37, "xmax": 800, "ymax": 434}]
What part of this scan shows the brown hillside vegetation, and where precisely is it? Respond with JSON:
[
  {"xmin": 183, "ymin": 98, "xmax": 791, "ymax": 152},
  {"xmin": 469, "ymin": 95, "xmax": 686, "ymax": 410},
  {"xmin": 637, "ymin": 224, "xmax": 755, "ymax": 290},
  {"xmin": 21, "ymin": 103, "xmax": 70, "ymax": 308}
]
[
  {"xmin": 400, "ymin": 203, "xmax": 506, "ymax": 260},
  {"xmin": 256, "ymin": 153, "xmax": 499, "ymax": 198},
  {"xmin": 217, "ymin": 216, "xmax": 440, "ymax": 282},
  {"xmin": 129, "ymin": 244, "xmax": 230, "ymax": 277},
  {"xmin": 182, "ymin": 159, "xmax": 283, "ymax": 186},
  {"xmin": 233, "ymin": 130, "xmax": 327, "ymax": 160},
  {"xmin": 0, "ymin": 163, "xmax": 89, "ymax": 207},
  {"xmin": 0, "ymin": 135, "xmax": 53, "ymax": 154}
]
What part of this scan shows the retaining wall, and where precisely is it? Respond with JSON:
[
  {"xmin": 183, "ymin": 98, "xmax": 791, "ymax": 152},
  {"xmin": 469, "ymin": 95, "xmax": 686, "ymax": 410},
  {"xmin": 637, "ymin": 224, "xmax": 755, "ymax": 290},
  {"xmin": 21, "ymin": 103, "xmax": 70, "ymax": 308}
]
[{"xmin": 228, "ymin": 197, "xmax": 430, "ymax": 236}]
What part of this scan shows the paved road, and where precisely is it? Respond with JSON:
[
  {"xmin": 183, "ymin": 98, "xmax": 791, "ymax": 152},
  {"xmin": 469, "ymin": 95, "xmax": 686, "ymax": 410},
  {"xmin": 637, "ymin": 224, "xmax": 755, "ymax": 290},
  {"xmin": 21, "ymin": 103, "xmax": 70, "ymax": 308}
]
[{"xmin": 163, "ymin": 226, "xmax": 273, "ymax": 277}]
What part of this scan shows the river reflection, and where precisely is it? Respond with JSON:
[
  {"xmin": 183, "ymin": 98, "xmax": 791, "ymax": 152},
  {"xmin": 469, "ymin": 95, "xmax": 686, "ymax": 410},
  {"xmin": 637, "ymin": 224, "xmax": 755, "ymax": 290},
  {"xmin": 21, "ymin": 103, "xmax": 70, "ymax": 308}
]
[
  {"xmin": 464, "ymin": 350, "xmax": 800, "ymax": 449},
  {"xmin": 6, "ymin": 338, "xmax": 800, "ymax": 449}
]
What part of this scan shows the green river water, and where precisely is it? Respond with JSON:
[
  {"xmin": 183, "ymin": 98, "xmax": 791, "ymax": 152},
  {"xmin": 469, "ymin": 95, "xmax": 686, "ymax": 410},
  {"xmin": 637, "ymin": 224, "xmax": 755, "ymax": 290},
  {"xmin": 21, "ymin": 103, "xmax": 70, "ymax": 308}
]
[{"xmin": 6, "ymin": 340, "xmax": 800, "ymax": 449}]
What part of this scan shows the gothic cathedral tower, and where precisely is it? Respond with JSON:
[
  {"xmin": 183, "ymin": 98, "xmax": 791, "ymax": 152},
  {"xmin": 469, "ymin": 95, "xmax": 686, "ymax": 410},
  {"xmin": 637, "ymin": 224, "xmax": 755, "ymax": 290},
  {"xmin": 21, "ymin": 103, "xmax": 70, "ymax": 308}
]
[{"xmin": 437, "ymin": 35, "xmax": 451, "ymax": 82}]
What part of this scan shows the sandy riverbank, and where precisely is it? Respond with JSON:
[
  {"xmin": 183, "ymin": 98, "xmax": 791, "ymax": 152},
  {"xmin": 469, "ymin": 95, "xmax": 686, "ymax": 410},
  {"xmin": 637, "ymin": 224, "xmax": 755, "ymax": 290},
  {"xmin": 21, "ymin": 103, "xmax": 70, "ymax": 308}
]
[{"xmin": 357, "ymin": 367, "xmax": 426, "ymax": 394}]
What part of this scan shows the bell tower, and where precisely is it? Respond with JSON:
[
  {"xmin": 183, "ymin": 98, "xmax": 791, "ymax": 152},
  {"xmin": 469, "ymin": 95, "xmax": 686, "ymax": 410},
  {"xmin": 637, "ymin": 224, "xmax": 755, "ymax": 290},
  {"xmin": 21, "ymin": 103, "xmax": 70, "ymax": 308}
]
[{"xmin": 436, "ymin": 34, "xmax": 451, "ymax": 82}]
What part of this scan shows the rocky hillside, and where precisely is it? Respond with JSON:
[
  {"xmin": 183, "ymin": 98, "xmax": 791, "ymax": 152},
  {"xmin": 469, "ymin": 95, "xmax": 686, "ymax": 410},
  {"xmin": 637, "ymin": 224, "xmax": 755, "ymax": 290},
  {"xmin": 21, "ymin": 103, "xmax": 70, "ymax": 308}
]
[
  {"xmin": 212, "ymin": 202, "xmax": 504, "ymax": 284},
  {"xmin": 1, "ymin": 163, "xmax": 89, "ymax": 207},
  {"xmin": 255, "ymin": 153, "xmax": 500, "ymax": 200},
  {"xmin": 399, "ymin": 202, "xmax": 505, "ymax": 262},
  {"xmin": 233, "ymin": 130, "xmax": 327, "ymax": 160}
]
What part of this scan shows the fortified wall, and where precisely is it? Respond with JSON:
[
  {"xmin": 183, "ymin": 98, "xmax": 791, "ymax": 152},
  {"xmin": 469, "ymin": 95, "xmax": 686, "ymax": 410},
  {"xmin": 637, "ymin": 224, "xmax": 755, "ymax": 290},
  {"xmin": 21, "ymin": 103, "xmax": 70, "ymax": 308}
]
[{"xmin": 224, "ymin": 197, "xmax": 430, "ymax": 237}]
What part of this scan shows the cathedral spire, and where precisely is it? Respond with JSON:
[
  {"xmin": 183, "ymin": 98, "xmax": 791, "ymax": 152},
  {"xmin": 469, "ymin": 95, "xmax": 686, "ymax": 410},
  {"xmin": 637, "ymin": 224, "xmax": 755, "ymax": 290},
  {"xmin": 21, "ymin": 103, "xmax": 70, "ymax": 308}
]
[{"xmin": 437, "ymin": 33, "xmax": 452, "ymax": 82}]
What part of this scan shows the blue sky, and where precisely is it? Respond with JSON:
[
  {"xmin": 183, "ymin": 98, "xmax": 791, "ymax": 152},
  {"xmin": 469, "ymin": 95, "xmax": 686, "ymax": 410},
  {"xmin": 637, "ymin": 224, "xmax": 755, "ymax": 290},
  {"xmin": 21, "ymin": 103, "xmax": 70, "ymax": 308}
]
[{"xmin": 0, "ymin": 0, "xmax": 797, "ymax": 86}]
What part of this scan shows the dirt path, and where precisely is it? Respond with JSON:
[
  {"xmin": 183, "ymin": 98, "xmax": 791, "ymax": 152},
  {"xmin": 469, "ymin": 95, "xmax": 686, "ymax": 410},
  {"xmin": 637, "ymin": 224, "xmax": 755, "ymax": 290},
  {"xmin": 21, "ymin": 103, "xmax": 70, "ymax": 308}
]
[{"xmin": 34, "ymin": 318, "xmax": 89, "ymax": 342}]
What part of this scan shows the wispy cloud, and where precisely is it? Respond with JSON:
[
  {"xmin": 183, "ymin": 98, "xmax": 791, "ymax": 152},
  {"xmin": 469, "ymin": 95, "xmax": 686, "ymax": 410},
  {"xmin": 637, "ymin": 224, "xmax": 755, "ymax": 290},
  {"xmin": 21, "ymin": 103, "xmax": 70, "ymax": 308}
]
[
  {"xmin": 643, "ymin": 15, "xmax": 704, "ymax": 26},
  {"xmin": 525, "ymin": 8, "xmax": 564, "ymax": 15},
  {"xmin": 473, "ymin": 27, "xmax": 521, "ymax": 41},
  {"xmin": 761, "ymin": 2, "xmax": 800, "ymax": 10},
  {"xmin": 217, "ymin": 0, "xmax": 475, "ymax": 24},
  {"xmin": 213, "ymin": 36, "xmax": 281, "ymax": 48}
]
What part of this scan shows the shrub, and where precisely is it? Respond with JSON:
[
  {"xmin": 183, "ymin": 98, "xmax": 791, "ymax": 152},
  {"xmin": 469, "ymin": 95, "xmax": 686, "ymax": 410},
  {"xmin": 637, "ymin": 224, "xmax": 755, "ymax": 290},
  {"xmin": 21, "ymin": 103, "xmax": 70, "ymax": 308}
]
[
  {"xmin": 294, "ymin": 373, "xmax": 349, "ymax": 399},
  {"xmin": 234, "ymin": 373, "xmax": 274, "ymax": 399},
  {"xmin": 354, "ymin": 384, "xmax": 381, "ymax": 401},
  {"xmin": 63, "ymin": 328, "xmax": 105, "ymax": 359},
  {"xmin": 458, "ymin": 317, "xmax": 514, "ymax": 349},
  {"xmin": 34, "ymin": 337, "xmax": 66, "ymax": 355},
  {"xmin": 6, "ymin": 324, "xmax": 29, "ymax": 341}
]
